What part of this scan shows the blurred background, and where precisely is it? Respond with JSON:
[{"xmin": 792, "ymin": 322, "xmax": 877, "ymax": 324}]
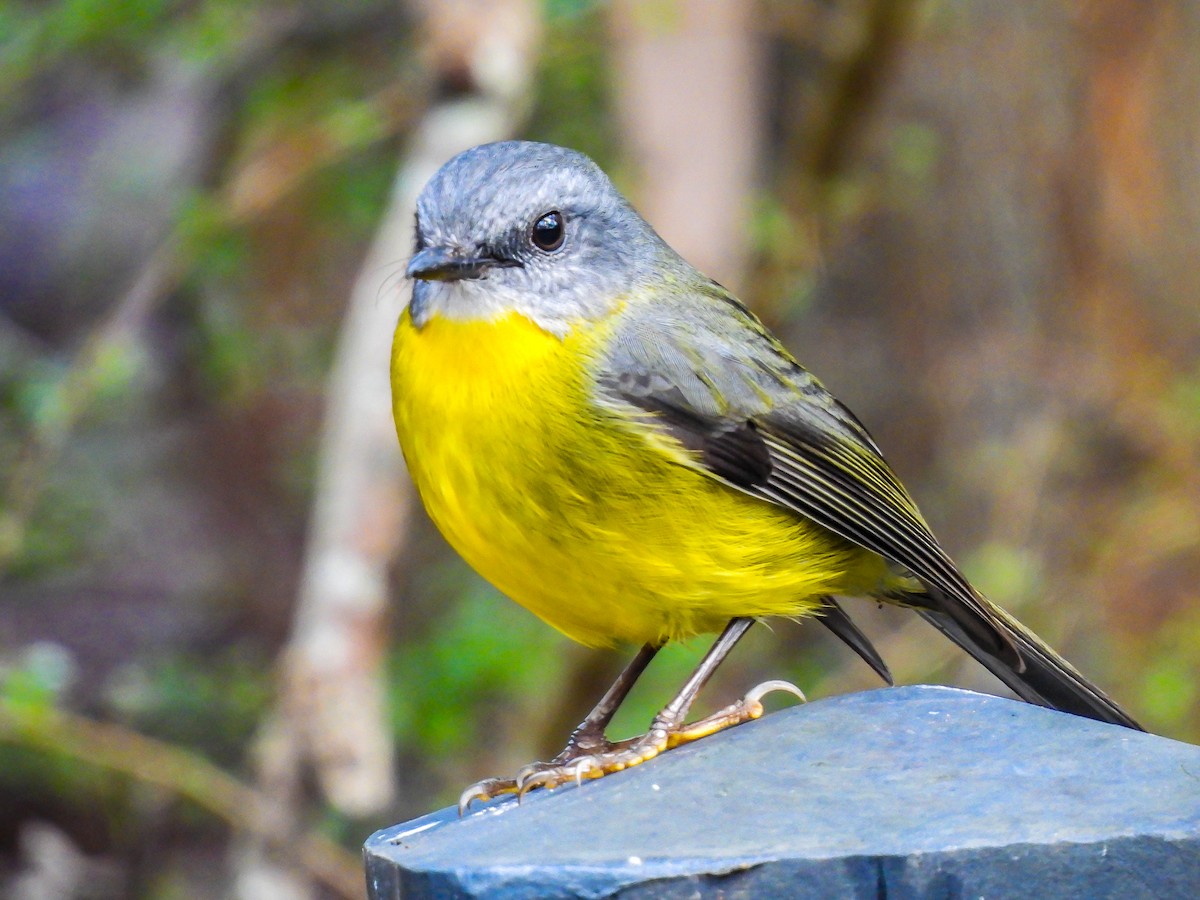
[{"xmin": 2, "ymin": 1, "xmax": 1199, "ymax": 897}]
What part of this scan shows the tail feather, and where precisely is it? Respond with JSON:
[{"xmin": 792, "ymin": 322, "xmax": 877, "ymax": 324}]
[
  {"xmin": 816, "ymin": 596, "xmax": 893, "ymax": 686},
  {"xmin": 915, "ymin": 593, "xmax": 1143, "ymax": 731}
]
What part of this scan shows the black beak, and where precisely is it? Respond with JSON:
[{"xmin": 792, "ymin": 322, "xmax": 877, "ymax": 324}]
[{"xmin": 406, "ymin": 246, "xmax": 515, "ymax": 282}]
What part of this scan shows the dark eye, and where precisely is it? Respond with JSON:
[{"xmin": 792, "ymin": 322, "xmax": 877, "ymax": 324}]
[{"xmin": 531, "ymin": 210, "xmax": 565, "ymax": 251}]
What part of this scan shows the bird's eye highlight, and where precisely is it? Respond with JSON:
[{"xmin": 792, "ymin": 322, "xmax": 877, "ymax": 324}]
[{"xmin": 531, "ymin": 211, "xmax": 565, "ymax": 251}]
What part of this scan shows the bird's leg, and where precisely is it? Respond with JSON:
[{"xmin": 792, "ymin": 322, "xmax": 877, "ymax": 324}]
[
  {"xmin": 659, "ymin": 678, "xmax": 805, "ymax": 747},
  {"xmin": 641, "ymin": 615, "xmax": 758, "ymax": 735},
  {"xmin": 542, "ymin": 641, "xmax": 660, "ymax": 761},
  {"xmin": 510, "ymin": 618, "xmax": 805, "ymax": 801},
  {"xmin": 459, "ymin": 642, "xmax": 659, "ymax": 812}
]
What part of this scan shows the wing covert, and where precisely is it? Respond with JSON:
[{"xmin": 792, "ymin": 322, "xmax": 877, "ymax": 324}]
[{"xmin": 594, "ymin": 284, "xmax": 1019, "ymax": 665}]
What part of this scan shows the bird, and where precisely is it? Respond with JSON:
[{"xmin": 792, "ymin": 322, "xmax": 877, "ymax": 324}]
[{"xmin": 390, "ymin": 140, "xmax": 1142, "ymax": 810}]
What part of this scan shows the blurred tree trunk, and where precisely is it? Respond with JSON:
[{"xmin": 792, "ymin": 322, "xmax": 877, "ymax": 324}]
[
  {"xmin": 610, "ymin": 0, "xmax": 765, "ymax": 294},
  {"xmin": 241, "ymin": 2, "xmax": 541, "ymax": 896}
]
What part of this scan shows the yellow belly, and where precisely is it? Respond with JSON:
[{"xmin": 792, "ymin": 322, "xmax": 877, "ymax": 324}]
[{"xmin": 390, "ymin": 308, "xmax": 886, "ymax": 647}]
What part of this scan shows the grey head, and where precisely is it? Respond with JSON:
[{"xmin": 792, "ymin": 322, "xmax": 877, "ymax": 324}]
[{"xmin": 407, "ymin": 141, "xmax": 679, "ymax": 335}]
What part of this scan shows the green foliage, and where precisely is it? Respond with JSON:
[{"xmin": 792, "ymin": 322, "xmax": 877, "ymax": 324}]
[
  {"xmin": 1163, "ymin": 365, "xmax": 1200, "ymax": 443},
  {"xmin": 525, "ymin": 3, "xmax": 617, "ymax": 170},
  {"xmin": 747, "ymin": 192, "xmax": 820, "ymax": 315},
  {"xmin": 308, "ymin": 153, "xmax": 394, "ymax": 234},
  {"xmin": 105, "ymin": 646, "xmax": 274, "ymax": 767},
  {"xmin": 85, "ymin": 338, "xmax": 148, "ymax": 415},
  {"xmin": 175, "ymin": 0, "xmax": 249, "ymax": 68},
  {"xmin": 188, "ymin": 289, "xmax": 269, "ymax": 407},
  {"xmin": 963, "ymin": 541, "xmax": 1044, "ymax": 610},
  {"xmin": 0, "ymin": 484, "xmax": 89, "ymax": 579},
  {"xmin": 389, "ymin": 564, "xmax": 569, "ymax": 756},
  {"xmin": 9, "ymin": 358, "xmax": 73, "ymax": 435},
  {"xmin": 1137, "ymin": 609, "xmax": 1200, "ymax": 733},
  {"xmin": 0, "ymin": 740, "xmax": 118, "ymax": 829},
  {"xmin": 0, "ymin": 0, "xmax": 173, "ymax": 72},
  {"xmin": 1140, "ymin": 654, "xmax": 1197, "ymax": 727},
  {"xmin": 0, "ymin": 649, "xmax": 113, "ymax": 813},
  {"xmin": 177, "ymin": 193, "xmax": 249, "ymax": 284},
  {"xmin": 543, "ymin": 0, "xmax": 605, "ymax": 20},
  {"xmin": 0, "ymin": 0, "xmax": 251, "ymax": 97},
  {"xmin": 2, "ymin": 644, "xmax": 73, "ymax": 713},
  {"xmin": 888, "ymin": 121, "xmax": 942, "ymax": 186}
]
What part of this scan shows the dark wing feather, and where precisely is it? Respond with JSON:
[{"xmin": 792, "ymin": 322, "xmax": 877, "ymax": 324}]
[
  {"xmin": 815, "ymin": 596, "xmax": 893, "ymax": 685},
  {"xmin": 602, "ymin": 295, "xmax": 1021, "ymax": 669},
  {"xmin": 595, "ymin": 283, "xmax": 1142, "ymax": 730},
  {"xmin": 753, "ymin": 424, "xmax": 1020, "ymax": 665}
]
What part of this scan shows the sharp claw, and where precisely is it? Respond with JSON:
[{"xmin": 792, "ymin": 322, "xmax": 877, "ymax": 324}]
[
  {"xmin": 570, "ymin": 755, "xmax": 599, "ymax": 786},
  {"xmin": 461, "ymin": 678, "xmax": 808, "ymax": 813},
  {"xmin": 517, "ymin": 769, "xmax": 557, "ymax": 801},
  {"xmin": 514, "ymin": 763, "xmax": 549, "ymax": 793},
  {"xmin": 458, "ymin": 784, "xmax": 489, "ymax": 815},
  {"xmin": 458, "ymin": 776, "xmax": 521, "ymax": 815},
  {"xmin": 745, "ymin": 679, "xmax": 806, "ymax": 706},
  {"xmin": 513, "ymin": 761, "xmax": 544, "ymax": 785}
]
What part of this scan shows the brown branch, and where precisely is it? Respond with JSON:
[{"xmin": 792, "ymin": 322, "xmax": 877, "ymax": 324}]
[
  {"xmin": 0, "ymin": 72, "xmax": 426, "ymax": 578},
  {"xmin": 807, "ymin": 0, "xmax": 920, "ymax": 182},
  {"xmin": 0, "ymin": 700, "xmax": 363, "ymax": 899},
  {"xmin": 0, "ymin": 239, "xmax": 182, "ymax": 573},
  {"xmin": 275, "ymin": 0, "xmax": 544, "ymax": 819}
]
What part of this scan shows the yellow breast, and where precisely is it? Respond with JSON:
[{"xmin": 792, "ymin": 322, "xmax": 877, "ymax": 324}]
[{"xmin": 391, "ymin": 307, "xmax": 884, "ymax": 647}]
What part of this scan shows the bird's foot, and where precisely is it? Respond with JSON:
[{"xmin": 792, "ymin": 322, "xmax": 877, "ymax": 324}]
[
  {"xmin": 457, "ymin": 719, "xmax": 629, "ymax": 813},
  {"xmin": 458, "ymin": 679, "xmax": 804, "ymax": 813}
]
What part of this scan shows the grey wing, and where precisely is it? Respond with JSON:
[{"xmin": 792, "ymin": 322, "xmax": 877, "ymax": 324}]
[{"xmin": 596, "ymin": 283, "xmax": 1021, "ymax": 667}]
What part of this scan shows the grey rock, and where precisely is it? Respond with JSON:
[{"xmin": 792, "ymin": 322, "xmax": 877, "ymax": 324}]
[{"xmin": 365, "ymin": 686, "xmax": 1200, "ymax": 899}]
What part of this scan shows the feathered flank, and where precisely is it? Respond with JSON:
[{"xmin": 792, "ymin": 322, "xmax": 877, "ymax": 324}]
[{"xmin": 598, "ymin": 278, "xmax": 1140, "ymax": 730}]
